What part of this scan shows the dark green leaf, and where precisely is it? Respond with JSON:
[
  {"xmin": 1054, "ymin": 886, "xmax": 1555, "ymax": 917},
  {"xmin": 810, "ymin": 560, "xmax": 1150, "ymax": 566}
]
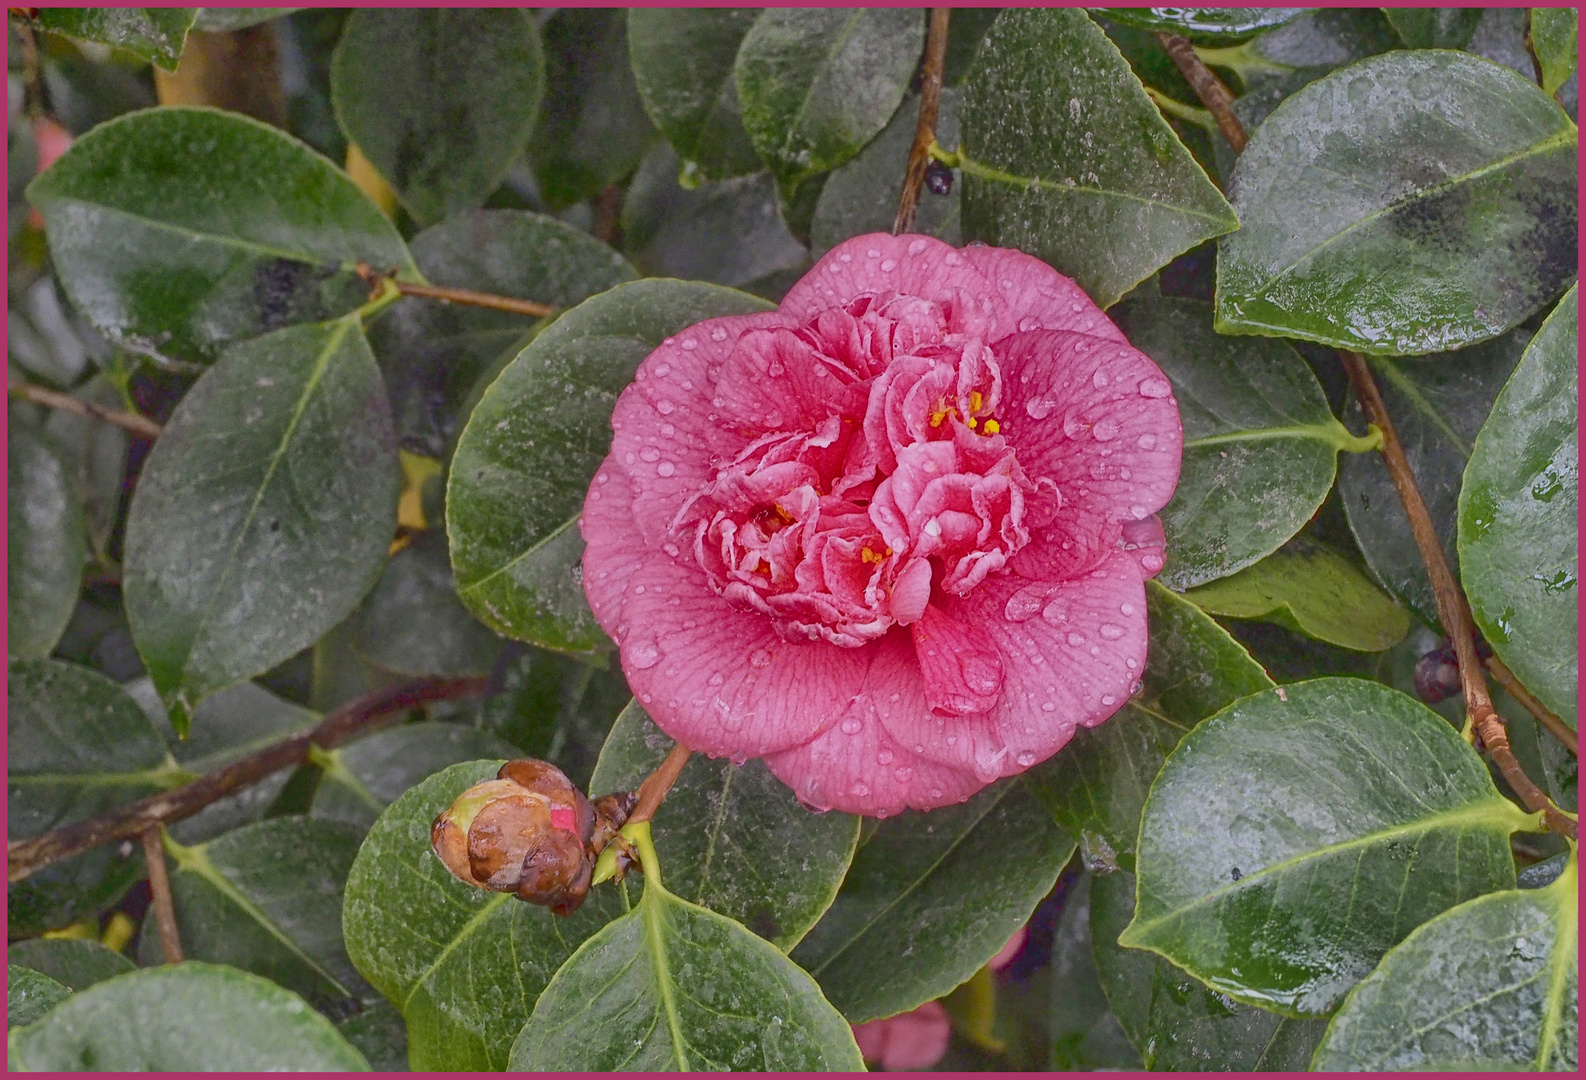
[
  {"xmin": 5, "ymin": 940, "xmax": 134, "ymax": 993},
  {"xmin": 589, "ymin": 702, "xmax": 860, "ymax": 951},
  {"xmin": 810, "ymin": 89, "xmax": 962, "ymax": 256},
  {"xmin": 508, "ymin": 836, "xmax": 864, "ymax": 1071},
  {"xmin": 1314, "ymin": 858, "xmax": 1579, "ymax": 1070},
  {"xmin": 331, "ymin": 9, "xmax": 544, "ymax": 225},
  {"xmin": 446, "ymin": 279, "xmax": 773, "ymax": 651},
  {"xmin": 7, "ymin": 967, "xmax": 71, "ymax": 1030},
  {"xmin": 1381, "ymin": 7, "xmax": 1484, "ymax": 48},
  {"xmin": 1195, "ymin": 9, "xmax": 1398, "ymax": 93},
  {"xmin": 1532, "ymin": 8, "xmax": 1580, "ymax": 97},
  {"xmin": 735, "ymin": 8, "xmax": 925, "ymax": 190},
  {"xmin": 342, "ymin": 760, "xmax": 626, "ymax": 1070},
  {"xmin": 5, "ymin": 962, "xmax": 371, "ymax": 1070},
  {"xmin": 1045, "ymin": 874, "xmax": 1143, "ymax": 1070},
  {"xmin": 123, "ymin": 316, "xmax": 400, "ymax": 730},
  {"xmin": 26, "ymin": 9, "xmax": 196, "ymax": 71},
  {"xmin": 1109, "ymin": 292, "xmax": 1361, "ymax": 589},
  {"xmin": 1026, "ymin": 581, "xmax": 1274, "ymax": 874},
  {"xmin": 310, "ymin": 721, "xmax": 519, "ymax": 831},
  {"xmin": 469, "ymin": 647, "xmax": 631, "ymax": 782},
  {"xmin": 1095, "ymin": 8, "xmax": 1307, "ymax": 44},
  {"xmin": 1215, "ymin": 51, "xmax": 1578, "ymax": 355},
  {"xmin": 627, "ymin": 8, "xmax": 763, "ymax": 183},
  {"xmin": 791, "ymin": 778, "xmax": 1076, "ymax": 1022},
  {"xmin": 1459, "ymin": 286, "xmax": 1577, "ymax": 728},
  {"xmin": 1339, "ymin": 332, "xmax": 1528, "ymax": 629},
  {"xmin": 7, "ymin": 420, "xmax": 86, "ymax": 660},
  {"xmin": 1121, "ymin": 677, "xmax": 1535, "ymax": 1016},
  {"xmin": 26, "ymin": 107, "xmax": 417, "ymax": 365},
  {"xmin": 335, "ymin": 998, "xmax": 407, "ymax": 1072},
  {"xmin": 191, "ymin": 8, "xmax": 297, "ymax": 33},
  {"xmin": 351, "ymin": 533, "xmax": 504, "ymax": 678},
  {"xmin": 1091, "ymin": 871, "xmax": 1326, "ymax": 1070},
  {"xmin": 7, "ymin": 659, "xmax": 182, "ymax": 935},
  {"xmin": 961, "ymin": 8, "xmax": 1238, "ymax": 308},
  {"xmin": 42, "ymin": 376, "xmax": 130, "ymax": 563}
]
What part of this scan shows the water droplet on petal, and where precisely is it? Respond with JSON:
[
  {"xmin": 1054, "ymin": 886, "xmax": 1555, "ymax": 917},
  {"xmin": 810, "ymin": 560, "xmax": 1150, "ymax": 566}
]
[
  {"xmin": 1067, "ymin": 632, "xmax": 1086, "ymax": 647},
  {"xmin": 1099, "ymin": 623, "xmax": 1125, "ymax": 640},
  {"xmin": 1093, "ymin": 418, "xmax": 1120, "ymax": 441},
  {"xmin": 1092, "ymin": 369, "xmax": 1109, "ymax": 389},
  {"xmin": 1120, "ymin": 603, "xmax": 1135, "ymax": 616},
  {"xmin": 907, "ymin": 239, "xmax": 928, "ymax": 255},
  {"xmin": 1131, "ymin": 505, "xmax": 1149, "ymax": 520},
  {"xmin": 657, "ymin": 462, "xmax": 676, "ymax": 477},
  {"xmin": 1101, "ymin": 695, "xmax": 1116, "ymax": 706},
  {"xmin": 1138, "ymin": 377, "xmax": 1172, "ymax": 399},
  {"xmin": 880, "ymin": 259, "xmax": 897, "ymax": 272},
  {"xmin": 877, "ymin": 748, "xmax": 894, "ymax": 764},
  {"xmin": 629, "ymin": 639, "xmax": 661, "ymax": 669},
  {"xmin": 1016, "ymin": 751, "xmax": 1037, "ymax": 767},
  {"xmin": 841, "ymin": 717, "xmax": 863, "ymax": 735},
  {"xmin": 1025, "ymin": 397, "xmax": 1055, "ymax": 420},
  {"xmin": 640, "ymin": 447, "xmax": 661, "ymax": 462},
  {"xmin": 681, "ymin": 338, "xmax": 698, "ymax": 351},
  {"xmin": 1137, "ymin": 433, "xmax": 1157, "ymax": 450},
  {"xmin": 711, "ymin": 328, "xmax": 728, "ymax": 341},
  {"xmin": 750, "ymin": 648, "xmax": 772, "ymax": 668},
  {"xmin": 894, "ymin": 766, "xmax": 913, "ymax": 782},
  {"xmin": 1041, "ymin": 598, "xmax": 1067, "ymax": 626},
  {"xmin": 851, "ymin": 782, "xmax": 870, "ymax": 797},
  {"xmin": 656, "ymin": 400, "xmax": 675, "ymax": 415}
]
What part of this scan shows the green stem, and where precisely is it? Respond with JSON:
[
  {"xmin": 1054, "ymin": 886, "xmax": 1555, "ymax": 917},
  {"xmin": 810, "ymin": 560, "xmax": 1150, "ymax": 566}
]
[{"xmin": 1145, "ymin": 85, "xmax": 1218, "ymax": 132}]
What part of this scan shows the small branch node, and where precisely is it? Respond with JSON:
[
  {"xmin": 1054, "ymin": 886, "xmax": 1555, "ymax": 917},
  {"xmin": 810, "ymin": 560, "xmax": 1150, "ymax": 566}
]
[{"xmin": 894, "ymin": 9, "xmax": 951, "ymax": 235}]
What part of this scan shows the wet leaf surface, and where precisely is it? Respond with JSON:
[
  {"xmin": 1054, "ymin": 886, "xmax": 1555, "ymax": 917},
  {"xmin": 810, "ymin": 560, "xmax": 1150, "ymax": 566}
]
[
  {"xmin": 351, "ymin": 533, "xmax": 505, "ymax": 679},
  {"xmin": 24, "ymin": 9, "xmax": 196, "ymax": 70},
  {"xmin": 5, "ymin": 940, "xmax": 134, "ymax": 993},
  {"xmin": 7, "ymin": 966, "xmax": 71, "ymax": 1030},
  {"xmin": 1531, "ymin": 7, "xmax": 1580, "ymax": 97},
  {"xmin": 1096, "ymin": 8, "xmax": 1306, "ymax": 44},
  {"xmin": 7, "ymin": 420, "xmax": 86, "ymax": 661},
  {"xmin": 311, "ymin": 722, "xmax": 519, "ymax": 832}
]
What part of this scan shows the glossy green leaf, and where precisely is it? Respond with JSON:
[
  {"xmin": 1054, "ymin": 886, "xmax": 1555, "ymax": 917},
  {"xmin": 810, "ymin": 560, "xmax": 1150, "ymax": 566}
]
[
  {"xmin": 469, "ymin": 648, "xmax": 631, "ymax": 785},
  {"xmin": 310, "ymin": 721, "xmax": 519, "ymax": 831},
  {"xmin": 7, "ymin": 967, "xmax": 71, "ymax": 1030},
  {"xmin": 1195, "ymin": 9, "xmax": 1398, "ymax": 93},
  {"xmin": 1339, "ymin": 332, "xmax": 1528, "ymax": 629},
  {"xmin": 25, "ymin": 9, "xmax": 196, "ymax": 71},
  {"xmin": 961, "ymin": 8, "xmax": 1238, "ymax": 308},
  {"xmin": 7, "ymin": 421, "xmax": 86, "ymax": 661},
  {"xmin": 447, "ymin": 279, "xmax": 773, "ymax": 652},
  {"xmin": 590, "ymin": 702, "xmax": 860, "ymax": 951},
  {"xmin": 508, "ymin": 826, "xmax": 864, "ymax": 1071},
  {"xmin": 342, "ymin": 760, "xmax": 626, "ymax": 1070},
  {"xmin": 7, "ymin": 659, "xmax": 183, "ymax": 935},
  {"xmin": 529, "ymin": 8, "xmax": 657, "ymax": 209},
  {"xmin": 6, "ymin": 963, "xmax": 370, "ymax": 1070},
  {"xmin": 1459, "ymin": 287, "xmax": 1578, "ymax": 727},
  {"xmin": 1095, "ymin": 8, "xmax": 1306, "ymax": 44},
  {"xmin": 1045, "ymin": 873, "xmax": 1143, "ymax": 1070},
  {"xmin": 1026, "ymin": 581, "xmax": 1274, "ymax": 874},
  {"xmin": 1532, "ymin": 8, "xmax": 1580, "ymax": 97},
  {"xmin": 5, "ymin": 940, "xmax": 134, "ymax": 994},
  {"xmin": 1091, "ymin": 871, "xmax": 1326, "ymax": 1070},
  {"xmin": 1381, "ymin": 7, "xmax": 1484, "ymax": 48},
  {"xmin": 42, "ymin": 376, "xmax": 131, "ymax": 563},
  {"xmin": 811, "ymin": 89, "xmax": 962, "ymax": 256},
  {"xmin": 191, "ymin": 8, "xmax": 297, "ymax": 33},
  {"xmin": 335, "ymin": 998, "xmax": 408, "ymax": 1072},
  {"xmin": 1314, "ymin": 856, "xmax": 1579, "ymax": 1070},
  {"xmin": 352, "ymin": 533, "xmax": 504, "ymax": 678},
  {"xmin": 123, "ymin": 316, "xmax": 400, "ymax": 729},
  {"xmin": 1186, "ymin": 537, "xmax": 1411, "ymax": 652},
  {"xmin": 735, "ymin": 8, "xmax": 924, "ymax": 194},
  {"xmin": 791, "ymin": 778, "xmax": 1076, "ymax": 1023},
  {"xmin": 367, "ymin": 209, "xmax": 636, "ymax": 458},
  {"xmin": 1216, "ymin": 51, "xmax": 1578, "ymax": 355},
  {"xmin": 628, "ymin": 8, "xmax": 763, "ymax": 183},
  {"xmin": 1109, "ymin": 292, "xmax": 1363, "ymax": 589},
  {"xmin": 1121, "ymin": 677, "xmax": 1536, "ymax": 1016},
  {"xmin": 26, "ymin": 107, "xmax": 417, "ymax": 365},
  {"xmin": 136, "ymin": 817, "xmax": 370, "ymax": 1014},
  {"xmin": 331, "ymin": 9, "xmax": 544, "ymax": 225}
]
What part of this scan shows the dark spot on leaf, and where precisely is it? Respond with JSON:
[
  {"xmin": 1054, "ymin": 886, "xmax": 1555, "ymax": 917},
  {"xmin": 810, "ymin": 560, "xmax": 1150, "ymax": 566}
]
[
  {"xmin": 747, "ymin": 904, "xmax": 781, "ymax": 942},
  {"xmin": 1230, "ymin": 867, "xmax": 1242, "ymax": 881},
  {"xmin": 252, "ymin": 258, "xmax": 337, "ymax": 332},
  {"xmin": 1383, "ymin": 182, "xmax": 1470, "ymax": 246},
  {"xmin": 269, "ymin": 519, "xmax": 281, "ymax": 533}
]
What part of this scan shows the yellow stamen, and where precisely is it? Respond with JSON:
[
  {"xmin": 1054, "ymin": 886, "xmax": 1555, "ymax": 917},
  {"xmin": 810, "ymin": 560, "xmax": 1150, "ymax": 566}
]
[
  {"xmin": 970, "ymin": 391, "xmax": 984, "ymax": 414},
  {"xmin": 983, "ymin": 419, "xmax": 1001, "ymax": 435},
  {"xmin": 967, "ymin": 416, "xmax": 978, "ymax": 430},
  {"xmin": 930, "ymin": 404, "xmax": 956, "ymax": 428}
]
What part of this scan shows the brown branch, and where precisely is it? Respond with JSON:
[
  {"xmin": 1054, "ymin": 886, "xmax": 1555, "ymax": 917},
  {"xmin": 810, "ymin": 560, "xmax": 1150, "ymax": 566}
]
[
  {"xmin": 356, "ymin": 264, "xmax": 556, "ymax": 319},
  {"xmin": 592, "ymin": 182, "xmax": 623, "ymax": 248},
  {"xmin": 10, "ymin": 381, "xmax": 165, "ymax": 440},
  {"xmin": 9, "ymin": 676, "xmax": 489, "ymax": 882},
  {"xmin": 628, "ymin": 743, "xmax": 692, "ymax": 826},
  {"xmin": 1486, "ymin": 654, "xmax": 1577, "ymax": 756},
  {"xmin": 142, "ymin": 826, "xmax": 184, "ymax": 964},
  {"xmin": 1341, "ymin": 352, "xmax": 1574, "ymax": 839},
  {"xmin": 1156, "ymin": 31, "xmax": 1247, "ymax": 153},
  {"xmin": 1522, "ymin": 10, "xmax": 1546, "ymax": 87},
  {"xmin": 893, "ymin": 8, "xmax": 951, "ymax": 235}
]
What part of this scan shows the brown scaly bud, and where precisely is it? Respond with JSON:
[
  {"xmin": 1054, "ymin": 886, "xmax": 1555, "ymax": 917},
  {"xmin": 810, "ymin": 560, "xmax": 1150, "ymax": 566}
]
[{"xmin": 430, "ymin": 760, "xmax": 636, "ymax": 916}]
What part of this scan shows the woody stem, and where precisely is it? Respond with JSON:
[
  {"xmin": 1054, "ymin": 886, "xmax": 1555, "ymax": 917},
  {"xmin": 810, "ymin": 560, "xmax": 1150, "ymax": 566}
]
[{"xmin": 628, "ymin": 743, "xmax": 693, "ymax": 826}]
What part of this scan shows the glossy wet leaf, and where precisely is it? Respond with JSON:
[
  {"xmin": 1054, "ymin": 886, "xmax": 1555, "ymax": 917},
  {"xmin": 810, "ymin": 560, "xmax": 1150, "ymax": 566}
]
[
  {"xmin": 191, "ymin": 8, "xmax": 297, "ymax": 33},
  {"xmin": 367, "ymin": 209, "xmax": 636, "ymax": 458},
  {"xmin": 509, "ymin": 845, "xmax": 864, "ymax": 1071},
  {"xmin": 1045, "ymin": 873, "xmax": 1143, "ymax": 1070},
  {"xmin": 1196, "ymin": 8, "xmax": 1398, "ymax": 92},
  {"xmin": 1091, "ymin": 871, "xmax": 1326, "ymax": 1070},
  {"xmin": 1121, "ymin": 677, "xmax": 1535, "ymax": 1016},
  {"xmin": 590, "ymin": 702, "xmax": 860, "ymax": 951},
  {"xmin": 1314, "ymin": 857, "xmax": 1579, "ymax": 1070},
  {"xmin": 1026, "ymin": 582, "xmax": 1273, "ymax": 873},
  {"xmin": 25, "ymin": 9, "xmax": 196, "ymax": 70},
  {"xmin": 7, "ymin": 967, "xmax": 71, "ymax": 1030},
  {"xmin": 342, "ymin": 760, "xmax": 626, "ymax": 1070},
  {"xmin": 310, "ymin": 722, "xmax": 519, "ymax": 832},
  {"xmin": 1109, "ymin": 292, "xmax": 1356, "ymax": 589},
  {"xmin": 447, "ymin": 279, "xmax": 773, "ymax": 652},
  {"xmin": 123, "ymin": 316, "xmax": 400, "ymax": 730},
  {"xmin": 961, "ymin": 8, "xmax": 1237, "ymax": 308},
  {"xmin": 26, "ymin": 107, "xmax": 416, "ymax": 365},
  {"xmin": 1216, "ymin": 50, "xmax": 1579, "ymax": 355},
  {"xmin": 735, "ymin": 8, "xmax": 924, "ymax": 192},
  {"xmin": 1186, "ymin": 537, "xmax": 1411, "ymax": 652},
  {"xmin": 1381, "ymin": 7, "xmax": 1484, "ymax": 48},
  {"xmin": 1532, "ymin": 8, "xmax": 1580, "ymax": 97},
  {"xmin": 5, "ymin": 962, "xmax": 370, "ymax": 1070},
  {"xmin": 5, "ymin": 940, "xmax": 134, "ymax": 993},
  {"xmin": 331, "ymin": 9, "xmax": 543, "ymax": 225},
  {"xmin": 628, "ymin": 8, "xmax": 762, "ymax": 183},
  {"xmin": 351, "ymin": 533, "xmax": 504, "ymax": 678},
  {"xmin": 791, "ymin": 777, "xmax": 1076, "ymax": 1022},
  {"xmin": 7, "ymin": 421, "xmax": 86, "ymax": 661},
  {"xmin": 1459, "ymin": 287, "xmax": 1578, "ymax": 728},
  {"xmin": 1096, "ymin": 8, "xmax": 1306, "ymax": 44},
  {"xmin": 7, "ymin": 659, "xmax": 182, "ymax": 935},
  {"xmin": 1339, "ymin": 333, "xmax": 1528, "ymax": 629},
  {"xmin": 42, "ymin": 376, "xmax": 130, "ymax": 563}
]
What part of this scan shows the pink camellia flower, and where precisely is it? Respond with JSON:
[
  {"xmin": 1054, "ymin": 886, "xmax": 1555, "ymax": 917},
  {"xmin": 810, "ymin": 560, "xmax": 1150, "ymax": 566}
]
[
  {"xmin": 851, "ymin": 1000, "xmax": 952, "ymax": 1071},
  {"xmin": 581, "ymin": 233, "xmax": 1181, "ymax": 816}
]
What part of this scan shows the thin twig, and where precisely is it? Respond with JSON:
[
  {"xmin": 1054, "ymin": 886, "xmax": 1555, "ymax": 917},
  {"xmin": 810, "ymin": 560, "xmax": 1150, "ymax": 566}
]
[
  {"xmin": 1486, "ymin": 655, "xmax": 1577, "ymax": 756},
  {"xmin": 355, "ymin": 264, "xmax": 556, "ymax": 319},
  {"xmin": 10, "ymin": 381, "xmax": 164, "ymax": 440},
  {"xmin": 8, "ymin": 676, "xmax": 489, "ymax": 882},
  {"xmin": 1522, "ymin": 10, "xmax": 1546, "ymax": 87},
  {"xmin": 142, "ymin": 826, "xmax": 184, "ymax": 964},
  {"xmin": 894, "ymin": 8, "xmax": 951, "ymax": 235},
  {"xmin": 628, "ymin": 743, "xmax": 692, "ymax": 825},
  {"xmin": 1156, "ymin": 31, "xmax": 1247, "ymax": 153},
  {"xmin": 592, "ymin": 182, "xmax": 622, "ymax": 248}
]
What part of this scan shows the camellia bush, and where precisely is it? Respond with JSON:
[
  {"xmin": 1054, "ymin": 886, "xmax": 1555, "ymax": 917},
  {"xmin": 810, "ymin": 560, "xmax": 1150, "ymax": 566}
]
[{"xmin": 7, "ymin": 6, "xmax": 1579, "ymax": 1073}]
